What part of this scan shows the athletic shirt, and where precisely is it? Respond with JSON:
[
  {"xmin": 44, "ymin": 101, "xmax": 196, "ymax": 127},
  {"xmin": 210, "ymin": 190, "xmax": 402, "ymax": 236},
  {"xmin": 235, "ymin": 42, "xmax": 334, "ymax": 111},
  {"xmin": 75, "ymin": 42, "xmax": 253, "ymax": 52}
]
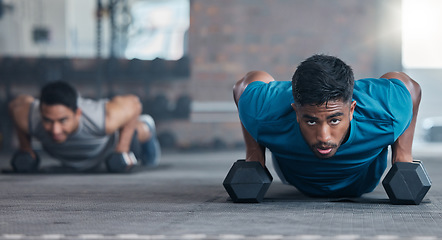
[
  {"xmin": 29, "ymin": 98, "xmax": 118, "ymax": 170},
  {"xmin": 238, "ymin": 78, "xmax": 413, "ymax": 197}
]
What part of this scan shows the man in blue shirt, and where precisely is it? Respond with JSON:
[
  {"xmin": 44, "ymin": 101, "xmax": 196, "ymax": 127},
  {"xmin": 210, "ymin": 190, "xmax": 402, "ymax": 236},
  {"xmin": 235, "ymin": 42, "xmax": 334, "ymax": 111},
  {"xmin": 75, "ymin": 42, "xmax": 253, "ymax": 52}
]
[{"xmin": 234, "ymin": 54, "xmax": 421, "ymax": 197}]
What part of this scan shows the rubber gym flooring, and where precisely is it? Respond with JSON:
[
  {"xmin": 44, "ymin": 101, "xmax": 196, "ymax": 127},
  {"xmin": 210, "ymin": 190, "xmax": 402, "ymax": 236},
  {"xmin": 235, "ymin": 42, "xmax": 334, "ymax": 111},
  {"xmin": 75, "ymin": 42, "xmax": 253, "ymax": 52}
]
[{"xmin": 0, "ymin": 145, "xmax": 441, "ymax": 240}]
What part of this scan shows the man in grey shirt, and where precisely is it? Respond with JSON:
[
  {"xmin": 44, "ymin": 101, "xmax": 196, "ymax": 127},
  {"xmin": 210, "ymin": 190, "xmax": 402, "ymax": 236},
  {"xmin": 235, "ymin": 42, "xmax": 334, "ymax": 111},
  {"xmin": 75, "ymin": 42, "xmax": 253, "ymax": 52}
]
[{"xmin": 8, "ymin": 81, "xmax": 160, "ymax": 172}]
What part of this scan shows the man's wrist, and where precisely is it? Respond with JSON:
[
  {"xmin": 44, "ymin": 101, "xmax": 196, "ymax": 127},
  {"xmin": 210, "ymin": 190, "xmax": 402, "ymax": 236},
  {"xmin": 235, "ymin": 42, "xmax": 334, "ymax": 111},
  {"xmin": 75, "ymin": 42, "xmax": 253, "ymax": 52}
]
[
  {"xmin": 246, "ymin": 149, "xmax": 265, "ymax": 166},
  {"xmin": 392, "ymin": 152, "xmax": 413, "ymax": 163}
]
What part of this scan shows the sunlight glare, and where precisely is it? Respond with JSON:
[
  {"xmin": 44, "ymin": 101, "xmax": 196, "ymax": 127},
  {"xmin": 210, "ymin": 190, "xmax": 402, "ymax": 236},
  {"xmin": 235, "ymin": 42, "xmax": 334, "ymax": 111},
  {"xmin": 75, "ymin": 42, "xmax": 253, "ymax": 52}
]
[{"xmin": 402, "ymin": 0, "xmax": 442, "ymax": 68}]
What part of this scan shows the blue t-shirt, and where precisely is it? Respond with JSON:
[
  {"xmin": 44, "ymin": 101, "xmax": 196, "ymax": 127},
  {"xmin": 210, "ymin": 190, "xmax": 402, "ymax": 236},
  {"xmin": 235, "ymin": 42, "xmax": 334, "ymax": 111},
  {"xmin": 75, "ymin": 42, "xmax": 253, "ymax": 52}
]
[{"xmin": 238, "ymin": 78, "xmax": 413, "ymax": 197}]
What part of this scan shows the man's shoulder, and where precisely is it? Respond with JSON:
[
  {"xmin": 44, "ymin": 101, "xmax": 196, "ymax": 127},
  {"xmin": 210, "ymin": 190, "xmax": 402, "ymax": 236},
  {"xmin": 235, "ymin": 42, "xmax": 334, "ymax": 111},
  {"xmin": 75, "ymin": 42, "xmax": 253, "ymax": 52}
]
[
  {"xmin": 246, "ymin": 80, "xmax": 291, "ymax": 90},
  {"xmin": 77, "ymin": 97, "xmax": 108, "ymax": 134},
  {"xmin": 78, "ymin": 97, "xmax": 107, "ymax": 107},
  {"xmin": 354, "ymin": 77, "xmax": 408, "ymax": 96},
  {"xmin": 353, "ymin": 79, "xmax": 391, "ymax": 121},
  {"xmin": 354, "ymin": 77, "xmax": 410, "ymax": 109},
  {"xmin": 240, "ymin": 80, "xmax": 293, "ymax": 111},
  {"xmin": 242, "ymin": 80, "xmax": 292, "ymax": 102},
  {"xmin": 78, "ymin": 97, "xmax": 108, "ymax": 115}
]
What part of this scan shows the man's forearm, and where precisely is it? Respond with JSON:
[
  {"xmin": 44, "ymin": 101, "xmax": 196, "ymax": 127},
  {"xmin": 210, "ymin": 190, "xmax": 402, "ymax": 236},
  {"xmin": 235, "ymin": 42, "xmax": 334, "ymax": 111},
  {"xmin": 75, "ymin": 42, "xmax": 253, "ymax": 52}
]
[
  {"xmin": 241, "ymin": 123, "xmax": 266, "ymax": 166},
  {"xmin": 15, "ymin": 128, "xmax": 37, "ymax": 158},
  {"xmin": 115, "ymin": 116, "xmax": 138, "ymax": 153},
  {"xmin": 391, "ymin": 99, "xmax": 419, "ymax": 164},
  {"xmin": 105, "ymin": 95, "xmax": 142, "ymax": 153}
]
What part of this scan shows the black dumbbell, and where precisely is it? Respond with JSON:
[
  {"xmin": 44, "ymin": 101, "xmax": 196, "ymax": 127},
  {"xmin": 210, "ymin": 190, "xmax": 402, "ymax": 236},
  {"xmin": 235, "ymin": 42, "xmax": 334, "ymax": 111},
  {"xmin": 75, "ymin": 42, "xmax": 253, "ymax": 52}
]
[
  {"xmin": 382, "ymin": 160, "xmax": 431, "ymax": 205},
  {"xmin": 11, "ymin": 151, "xmax": 40, "ymax": 173},
  {"xmin": 223, "ymin": 159, "xmax": 273, "ymax": 203},
  {"xmin": 105, "ymin": 152, "xmax": 138, "ymax": 173}
]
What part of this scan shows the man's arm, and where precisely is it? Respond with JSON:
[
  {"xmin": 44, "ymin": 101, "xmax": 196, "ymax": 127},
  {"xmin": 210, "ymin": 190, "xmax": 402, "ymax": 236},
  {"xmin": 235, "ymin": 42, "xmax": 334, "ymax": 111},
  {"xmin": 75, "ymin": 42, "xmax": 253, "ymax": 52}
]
[
  {"xmin": 233, "ymin": 71, "xmax": 275, "ymax": 166},
  {"xmin": 380, "ymin": 72, "xmax": 422, "ymax": 164},
  {"xmin": 8, "ymin": 95, "xmax": 36, "ymax": 158},
  {"xmin": 105, "ymin": 94, "xmax": 142, "ymax": 153}
]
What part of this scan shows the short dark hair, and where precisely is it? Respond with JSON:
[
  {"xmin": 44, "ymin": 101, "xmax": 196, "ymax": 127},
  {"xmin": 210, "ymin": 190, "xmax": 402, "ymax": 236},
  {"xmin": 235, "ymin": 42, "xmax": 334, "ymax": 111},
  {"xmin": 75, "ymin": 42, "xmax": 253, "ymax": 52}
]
[
  {"xmin": 40, "ymin": 81, "xmax": 78, "ymax": 112},
  {"xmin": 292, "ymin": 54, "xmax": 354, "ymax": 107}
]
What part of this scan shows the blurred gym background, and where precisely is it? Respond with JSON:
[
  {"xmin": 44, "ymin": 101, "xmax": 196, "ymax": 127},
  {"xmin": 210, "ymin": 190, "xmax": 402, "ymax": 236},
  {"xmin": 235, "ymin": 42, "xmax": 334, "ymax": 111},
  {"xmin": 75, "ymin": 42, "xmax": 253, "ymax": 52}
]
[{"xmin": 0, "ymin": 0, "xmax": 441, "ymax": 153}]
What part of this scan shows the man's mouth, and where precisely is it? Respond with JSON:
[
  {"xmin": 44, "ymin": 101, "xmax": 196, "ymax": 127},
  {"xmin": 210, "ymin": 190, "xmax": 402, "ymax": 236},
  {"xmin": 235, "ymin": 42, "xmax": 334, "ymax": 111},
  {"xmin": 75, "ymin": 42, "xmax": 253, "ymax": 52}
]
[
  {"xmin": 314, "ymin": 143, "xmax": 337, "ymax": 156},
  {"xmin": 52, "ymin": 134, "xmax": 65, "ymax": 142},
  {"xmin": 317, "ymin": 148, "xmax": 332, "ymax": 154}
]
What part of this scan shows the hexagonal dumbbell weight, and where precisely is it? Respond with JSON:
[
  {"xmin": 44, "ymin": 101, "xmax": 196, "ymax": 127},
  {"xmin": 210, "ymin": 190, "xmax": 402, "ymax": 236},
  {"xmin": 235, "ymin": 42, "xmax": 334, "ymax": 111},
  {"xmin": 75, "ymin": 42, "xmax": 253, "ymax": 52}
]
[
  {"xmin": 382, "ymin": 160, "xmax": 431, "ymax": 205},
  {"xmin": 11, "ymin": 151, "xmax": 40, "ymax": 173},
  {"xmin": 105, "ymin": 152, "xmax": 138, "ymax": 173},
  {"xmin": 223, "ymin": 159, "xmax": 273, "ymax": 203}
]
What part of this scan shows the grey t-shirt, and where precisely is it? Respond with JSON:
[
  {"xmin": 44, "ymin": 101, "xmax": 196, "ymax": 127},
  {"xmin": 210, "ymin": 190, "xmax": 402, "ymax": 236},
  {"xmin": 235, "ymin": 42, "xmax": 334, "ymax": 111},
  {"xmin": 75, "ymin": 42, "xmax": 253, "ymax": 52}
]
[{"xmin": 29, "ymin": 98, "xmax": 118, "ymax": 170}]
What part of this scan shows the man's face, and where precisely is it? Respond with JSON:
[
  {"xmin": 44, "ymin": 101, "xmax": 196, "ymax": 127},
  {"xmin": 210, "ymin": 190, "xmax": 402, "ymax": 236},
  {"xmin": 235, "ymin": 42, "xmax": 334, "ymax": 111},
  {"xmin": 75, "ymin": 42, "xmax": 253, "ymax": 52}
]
[
  {"xmin": 40, "ymin": 104, "xmax": 81, "ymax": 143},
  {"xmin": 292, "ymin": 100, "xmax": 356, "ymax": 158}
]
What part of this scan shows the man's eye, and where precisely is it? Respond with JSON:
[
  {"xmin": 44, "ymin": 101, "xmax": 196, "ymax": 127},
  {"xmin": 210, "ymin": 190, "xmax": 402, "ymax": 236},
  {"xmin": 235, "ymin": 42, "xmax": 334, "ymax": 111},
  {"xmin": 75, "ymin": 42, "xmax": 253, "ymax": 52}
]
[
  {"xmin": 330, "ymin": 119, "xmax": 341, "ymax": 125},
  {"xmin": 307, "ymin": 120, "xmax": 316, "ymax": 126},
  {"xmin": 59, "ymin": 118, "xmax": 68, "ymax": 124}
]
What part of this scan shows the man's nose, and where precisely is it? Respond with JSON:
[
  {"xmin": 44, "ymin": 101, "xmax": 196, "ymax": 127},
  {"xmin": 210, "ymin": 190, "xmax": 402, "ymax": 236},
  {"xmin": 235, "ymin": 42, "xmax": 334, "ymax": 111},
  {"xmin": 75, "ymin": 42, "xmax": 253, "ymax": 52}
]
[
  {"xmin": 317, "ymin": 124, "xmax": 331, "ymax": 143},
  {"xmin": 51, "ymin": 122, "xmax": 62, "ymax": 134}
]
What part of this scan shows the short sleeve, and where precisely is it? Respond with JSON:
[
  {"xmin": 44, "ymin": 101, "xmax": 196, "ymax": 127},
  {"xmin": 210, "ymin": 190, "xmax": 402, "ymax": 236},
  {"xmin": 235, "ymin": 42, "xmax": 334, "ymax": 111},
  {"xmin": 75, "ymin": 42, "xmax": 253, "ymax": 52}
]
[
  {"xmin": 238, "ymin": 81, "xmax": 266, "ymax": 140},
  {"xmin": 388, "ymin": 78, "xmax": 413, "ymax": 141},
  {"xmin": 237, "ymin": 81, "xmax": 295, "ymax": 141}
]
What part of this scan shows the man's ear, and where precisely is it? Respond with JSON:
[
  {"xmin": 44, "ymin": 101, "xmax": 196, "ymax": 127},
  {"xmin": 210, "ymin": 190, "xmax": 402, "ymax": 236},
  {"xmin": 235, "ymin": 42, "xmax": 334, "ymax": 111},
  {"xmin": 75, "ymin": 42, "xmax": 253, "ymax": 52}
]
[
  {"xmin": 75, "ymin": 108, "xmax": 82, "ymax": 119},
  {"xmin": 349, "ymin": 101, "xmax": 357, "ymax": 121},
  {"xmin": 291, "ymin": 103, "xmax": 300, "ymax": 123}
]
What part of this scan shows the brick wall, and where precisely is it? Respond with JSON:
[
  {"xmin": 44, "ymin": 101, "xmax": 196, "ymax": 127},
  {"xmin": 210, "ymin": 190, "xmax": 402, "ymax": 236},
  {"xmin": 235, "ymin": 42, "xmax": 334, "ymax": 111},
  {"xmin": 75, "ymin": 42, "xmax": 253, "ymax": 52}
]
[{"xmin": 189, "ymin": 0, "xmax": 402, "ymax": 102}]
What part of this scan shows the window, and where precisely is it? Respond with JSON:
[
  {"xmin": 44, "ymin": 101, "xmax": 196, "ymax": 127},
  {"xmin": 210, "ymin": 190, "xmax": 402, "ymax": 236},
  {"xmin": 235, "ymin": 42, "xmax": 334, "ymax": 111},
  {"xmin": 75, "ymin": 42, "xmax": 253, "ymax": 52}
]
[
  {"xmin": 402, "ymin": 0, "xmax": 442, "ymax": 68},
  {"xmin": 124, "ymin": 0, "xmax": 189, "ymax": 60}
]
